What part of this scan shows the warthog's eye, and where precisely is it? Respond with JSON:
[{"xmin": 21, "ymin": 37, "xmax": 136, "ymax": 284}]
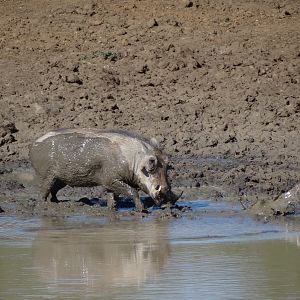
[
  {"xmin": 148, "ymin": 166, "xmax": 156, "ymax": 173},
  {"xmin": 141, "ymin": 155, "xmax": 159, "ymax": 176},
  {"xmin": 148, "ymin": 158, "xmax": 156, "ymax": 168},
  {"xmin": 146, "ymin": 156, "xmax": 157, "ymax": 173}
]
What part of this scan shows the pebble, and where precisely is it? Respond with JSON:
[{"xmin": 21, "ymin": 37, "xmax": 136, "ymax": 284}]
[
  {"xmin": 183, "ymin": 0, "xmax": 193, "ymax": 8},
  {"xmin": 147, "ymin": 19, "xmax": 158, "ymax": 28},
  {"xmin": 66, "ymin": 74, "xmax": 83, "ymax": 84}
]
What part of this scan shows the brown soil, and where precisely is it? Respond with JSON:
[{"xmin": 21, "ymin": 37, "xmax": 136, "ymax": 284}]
[{"xmin": 1, "ymin": 0, "xmax": 300, "ymax": 217}]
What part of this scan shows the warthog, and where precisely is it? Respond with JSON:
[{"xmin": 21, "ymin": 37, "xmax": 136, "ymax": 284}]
[{"xmin": 30, "ymin": 129, "xmax": 179, "ymax": 211}]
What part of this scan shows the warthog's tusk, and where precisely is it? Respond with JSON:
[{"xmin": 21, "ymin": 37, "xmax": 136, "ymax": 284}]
[{"xmin": 176, "ymin": 191, "xmax": 184, "ymax": 200}]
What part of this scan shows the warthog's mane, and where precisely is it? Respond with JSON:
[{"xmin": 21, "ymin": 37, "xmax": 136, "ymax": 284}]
[
  {"xmin": 101, "ymin": 129, "xmax": 163, "ymax": 150},
  {"xmin": 36, "ymin": 128, "xmax": 164, "ymax": 152}
]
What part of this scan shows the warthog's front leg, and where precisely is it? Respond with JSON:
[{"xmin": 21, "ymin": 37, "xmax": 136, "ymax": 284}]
[{"xmin": 109, "ymin": 180, "xmax": 144, "ymax": 212}]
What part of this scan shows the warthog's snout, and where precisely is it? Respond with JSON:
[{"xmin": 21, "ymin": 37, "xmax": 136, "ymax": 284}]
[
  {"xmin": 160, "ymin": 189, "xmax": 183, "ymax": 207},
  {"xmin": 150, "ymin": 186, "xmax": 167, "ymax": 205},
  {"xmin": 151, "ymin": 187, "xmax": 181, "ymax": 206}
]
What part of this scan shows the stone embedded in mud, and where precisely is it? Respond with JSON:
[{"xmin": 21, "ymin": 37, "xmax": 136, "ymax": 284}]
[
  {"xmin": 5, "ymin": 180, "xmax": 25, "ymax": 190},
  {"xmin": 66, "ymin": 62, "xmax": 79, "ymax": 73},
  {"xmin": 0, "ymin": 122, "xmax": 18, "ymax": 137},
  {"xmin": 79, "ymin": 91, "xmax": 89, "ymax": 99},
  {"xmin": 65, "ymin": 74, "xmax": 83, "ymax": 85},
  {"xmin": 0, "ymin": 134, "xmax": 16, "ymax": 147},
  {"xmin": 136, "ymin": 63, "xmax": 149, "ymax": 74},
  {"xmin": 250, "ymin": 184, "xmax": 300, "ymax": 216},
  {"xmin": 223, "ymin": 133, "xmax": 237, "ymax": 144},
  {"xmin": 279, "ymin": 10, "xmax": 291, "ymax": 18},
  {"xmin": 147, "ymin": 19, "xmax": 158, "ymax": 28},
  {"xmin": 206, "ymin": 138, "xmax": 218, "ymax": 147},
  {"xmin": 0, "ymin": 123, "xmax": 18, "ymax": 147},
  {"xmin": 111, "ymin": 104, "xmax": 119, "ymax": 111},
  {"xmin": 0, "ymin": 166, "xmax": 12, "ymax": 174},
  {"xmin": 183, "ymin": 0, "xmax": 193, "ymax": 8}
]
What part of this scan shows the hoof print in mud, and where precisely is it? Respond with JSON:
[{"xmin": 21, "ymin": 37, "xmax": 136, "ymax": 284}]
[{"xmin": 30, "ymin": 129, "xmax": 180, "ymax": 213}]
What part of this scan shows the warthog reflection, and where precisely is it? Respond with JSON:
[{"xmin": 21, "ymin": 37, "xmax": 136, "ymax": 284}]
[{"xmin": 32, "ymin": 219, "xmax": 170, "ymax": 290}]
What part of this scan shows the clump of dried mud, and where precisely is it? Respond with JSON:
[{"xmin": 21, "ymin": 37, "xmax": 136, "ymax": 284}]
[{"xmin": 0, "ymin": 0, "xmax": 300, "ymax": 217}]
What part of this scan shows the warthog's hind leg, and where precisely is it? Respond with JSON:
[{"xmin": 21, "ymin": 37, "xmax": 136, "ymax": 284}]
[{"xmin": 41, "ymin": 177, "xmax": 66, "ymax": 203}]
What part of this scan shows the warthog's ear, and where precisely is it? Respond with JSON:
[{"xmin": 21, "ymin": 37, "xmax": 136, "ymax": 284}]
[
  {"xmin": 150, "ymin": 137, "xmax": 164, "ymax": 150},
  {"xmin": 141, "ymin": 155, "xmax": 158, "ymax": 175}
]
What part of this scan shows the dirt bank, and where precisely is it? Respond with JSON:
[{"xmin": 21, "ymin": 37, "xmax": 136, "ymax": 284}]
[{"xmin": 0, "ymin": 0, "xmax": 300, "ymax": 216}]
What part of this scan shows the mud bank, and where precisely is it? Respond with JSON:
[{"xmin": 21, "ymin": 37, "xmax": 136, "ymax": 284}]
[{"xmin": 0, "ymin": 0, "xmax": 300, "ymax": 215}]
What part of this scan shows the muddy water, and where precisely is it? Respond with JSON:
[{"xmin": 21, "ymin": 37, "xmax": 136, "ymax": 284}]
[{"xmin": 0, "ymin": 200, "xmax": 300, "ymax": 300}]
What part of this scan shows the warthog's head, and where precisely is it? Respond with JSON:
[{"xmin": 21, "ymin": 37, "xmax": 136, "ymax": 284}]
[{"xmin": 138, "ymin": 151, "xmax": 180, "ymax": 206}]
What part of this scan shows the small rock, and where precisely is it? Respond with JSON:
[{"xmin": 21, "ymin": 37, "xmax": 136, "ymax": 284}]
[
  {"xmin": 0, "ymin": 134, "xmax": 16, "ymax": 147},
  {"xmin": 167, "ymin": 19, "xmax": 181, "ymax": 27},
  {"xmin": 0, "ymin": 122, "xmax": 18, "ymax": 137},
  {"xmin": 147, "ymin": 19, "xmax": 158, "ymax": 28},
  {"xmin": 70, "ymin": 62, "xmax": 79, "ymax": 72},
  {"xmin": 136, "ymin": 64, "xmax": 149, "ymax": 74},
  {"xmin": 79, "ymin": 91, "xmax": 89, "ymax": 99},
  {"xmin": 33, "ymin": 103, "xmax": 46, "ymax": 114},
  {"xmin": 183, "ymin": 0, "xmax": 193, "ymax": 8},
  {"xmin": 117, "ymin": 29, "xmax": 127, "ymax": 36},
  {"xmin": 111, "ymin": 104, "xmax": 119, "ymax": 111},
  {"xmin": 0, "ymin": 206, "xmax": 4, "ymax": 213},
  {"xmin": 0, "ymin": 166, "xmax": 12, "ymax": 174},
  {"xmin": 279, "ymin": 10, "xmax": 292, "ymax": 18},
  {"xmin": 89, "ymin": 20, "xmax": 102, "ymax": 26},
  {"xmin": 224, "ymin": 133, "xmax": 237, "ymax": 143},
  {"xmin": 207, "ymin": 138, "xmax": 218, "ymax": 147},
  {"xmin": 66, "ymin": 74, "xmax": 83, "ymax": 84}
]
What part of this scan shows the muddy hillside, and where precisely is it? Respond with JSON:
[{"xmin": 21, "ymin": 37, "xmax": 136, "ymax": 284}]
[{"xmin": 1, "ymin": 0, "xmax": 300, "ymax": 207}]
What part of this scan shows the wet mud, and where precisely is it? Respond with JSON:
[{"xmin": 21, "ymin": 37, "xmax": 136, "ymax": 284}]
[
  {"xmin": 0, "ymin": 158, "xmax": 299, "ymax": 219},
  {"xmin": 0, "ymin": 0, "xmax": 300, "ymax": 218}
]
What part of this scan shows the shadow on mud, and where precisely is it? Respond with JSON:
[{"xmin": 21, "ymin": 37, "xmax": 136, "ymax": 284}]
[{"xmin": 76, "ymin": 196, "xmax": 157, "ymax": 209}]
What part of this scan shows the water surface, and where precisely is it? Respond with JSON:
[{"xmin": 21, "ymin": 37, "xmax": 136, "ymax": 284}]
[{"xmin": 0, "ymin": 200, "xmax": 299, "ymax": 300}]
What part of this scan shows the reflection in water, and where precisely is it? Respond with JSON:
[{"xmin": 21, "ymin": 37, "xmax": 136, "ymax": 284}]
[{"xmin": 32, "ymin": 219, "xmax": 170, "ymax": 293}]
